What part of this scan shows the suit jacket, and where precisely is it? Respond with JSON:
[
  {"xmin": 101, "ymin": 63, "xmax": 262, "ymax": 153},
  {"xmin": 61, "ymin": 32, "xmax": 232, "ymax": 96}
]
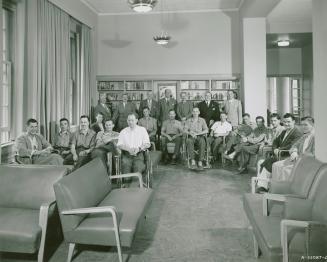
[
  {"xmin": 16, "ymin": 133, "xmax": 51, "ymax": 157},
  {"xmin": 112, "ymin": 102, "xmax": 137, "ymax": 131},
  {"xmin": 290, "ymin": 133, "xmax": 315, "ymax": 155},
  {"xmin": 139, "ymin": 99, "xmax": 159, "ymax": 119},
  {"xmin": 159, "ymin": 98, "xmax": 177, "ymax": 123},
  {"xmin": 197, "ymin": 100, "xmax": 221, "ymax": 127},
  {"xmin": 272, "ymin": 127, "xmax": 303, "ymax": 155},
  {"xmin": 177, "ymin": 101, "xmax": 193, "ymax": 120},
  {"xmin": 94, "ymin": 103, "xmax": 112, "ymax": 122},
  {"xmin": 90, "ymin": 123, "xmax": 104, "ymax": 134},
  {"xmin": 224, "ymin": 99, "xmax": 242, "ymax": 127}
]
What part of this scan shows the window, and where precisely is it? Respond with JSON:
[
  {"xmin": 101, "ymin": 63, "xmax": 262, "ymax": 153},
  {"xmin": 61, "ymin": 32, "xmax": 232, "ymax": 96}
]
[{"xmin": 1, "ymin": 8, "xmax": 14, "ymax": 144}]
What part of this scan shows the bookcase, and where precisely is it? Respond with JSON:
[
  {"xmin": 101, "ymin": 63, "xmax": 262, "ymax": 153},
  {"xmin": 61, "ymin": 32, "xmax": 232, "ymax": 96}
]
[{"xmin": 96, "ymin": 77, "xmax": 241, "ymax": 111}]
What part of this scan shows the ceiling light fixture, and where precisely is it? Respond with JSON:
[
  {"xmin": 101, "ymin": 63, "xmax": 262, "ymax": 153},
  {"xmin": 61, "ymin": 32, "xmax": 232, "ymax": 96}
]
[
  {"xmin": 153, "ymin": 32, "xmax": 171, "ymax": 45},
  {"xmin": 128, "ymin": 0, "xmax": 157, "ymax": 13},
  {"xmin": 277, "ymin": 40, "xmax": 290, "ymax": 47}
]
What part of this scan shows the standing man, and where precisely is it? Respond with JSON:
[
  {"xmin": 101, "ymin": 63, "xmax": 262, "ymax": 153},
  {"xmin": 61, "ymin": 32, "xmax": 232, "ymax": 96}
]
[
  {"xmin": 91, "ymin": 112, "xmax": 104, "ymax": 133},
  {"xmin": 185, "ymin": 107, "xmax": 209, "ymax": 170},
  {"xmin": 138, "ymin": 107, "xmax": 158, "ymax": 143},
  {"xmin": 94, "ymin": 93, "xmax": 111, "ymax": 122},
  {"xmin": 117, "ymin": 114, "xmax": 150, "ymax": 174},
  {"xmin": 16, "ymin": 118, "xmax": 63, "ymax": 165},
  {"xmin": 139, "ymin": 92, "xmax": 159, "ymax": 119},
  {"xmin": 53, "ymin": 118, "xmax": 72, "ymax": 162},
  {"xmin": 177, "ymin": 91, "xmax": 193, "ymax": 121},
  {"xmin": 112, "ymin": 93, "xmax": 137, "ymax": 131},
  {"xmin": 197, "ymin": 92, "xmax": 220, "ymax": 128},
  {"xmin": 161, "ymin": 110, "xmax": 184, "ymax": 164},
  {"xmin": 159, "ymin": 89, "xmax": 177, "ymax": 125},
  {"xmin": 66, "ymin": 115, "xmax": 96, "ymax": 168}
]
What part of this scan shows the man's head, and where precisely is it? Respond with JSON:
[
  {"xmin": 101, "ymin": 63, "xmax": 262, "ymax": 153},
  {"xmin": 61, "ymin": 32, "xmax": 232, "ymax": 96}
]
[
  {"xmin": 270, "ymin": 113, "xmax": 281, "ymax": 128},
  {"xmin": 205, "ymin": 92, "xmax": 212, "ymax": 102},
  {"xmin": 26, "ymin": 118, "xmax": 38, "ymax": 135},
  {"xmin": 105, "ymin": 120, "xmax": 115, "ymax": 132},
  {"xmin": 59, "ymin": 118, "xmax": 69, "ymax": 132},
  {"xmin": 242, "ymin": 113, "xmax": 251, "ymax": 125},
  {"xmin": 168, "ymin": 110, "xmax": 176, "ymax": 120},
  {"xmin": 122, "ymin": 93, "xmax": 128, "ymax": 103},
  {"xmin": 180, "ymin": 92, "xmax": 187, "ymax": 102},
  {"xmin": 127, "ymin": 113, "xmax": 138, "ymax": 128},
  {"xmin": 192, "ymin": 107, "xmax": 200, "ymax": 118},
  {"xmin": 255, "ymin": 116, "xmax": 265, "ymax": 128},
  {"xmin": 220, "ymin": 112, "xmax": 228, "ymax": 122},
  {"xmin": 79, "ymin": 115, "xmax": 90, "ymax": 131},
  {"xmin": 99, "ymin": 93, "xmax": 107, "ymax": 104},
  {"xmin": 143, "ymin": 107, "xmax": 150, "ymax": 117},
  {"xmin": 300, "ymin": 116, "xmax": 314, "ymax": 134},
  {"xmin": 95, "ymin": 112, "xmax": 104, "ymax": 123},
  {"xmin": 283, "ymin": 113, "xmax": 296, "ymax": 130},
  {"xmin": 164, "ymin": 89, "xmax": 172, "ymax": 99},
  {"xmin": 228, "ymin": 90, "xmax": 237, "ymax": 100}
]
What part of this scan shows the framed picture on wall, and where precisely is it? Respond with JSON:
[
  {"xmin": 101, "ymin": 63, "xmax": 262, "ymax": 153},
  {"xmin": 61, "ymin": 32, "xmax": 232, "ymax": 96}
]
[{"xmin": 158, "ymin": 82, "xmax": 177, "ymax": 99}]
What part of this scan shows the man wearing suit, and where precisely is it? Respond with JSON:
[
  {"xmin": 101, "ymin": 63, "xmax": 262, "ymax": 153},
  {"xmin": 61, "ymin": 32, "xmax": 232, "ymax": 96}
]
[
  {"xmin": 256, "ymin": 113, "xmax": 303, "ymax": 192},
  {"xmin": 94, "ymin": 93, "xmax": 111, "ymax": 122},
  {"xmin": 159, "ymin": 89, "xmax": 177, "ymax": 125},
  {"xmin": 198, "ymin": 92, "xmax": 220, "ymax": 127},
  {"xmin": 272, "ymin": 116, "xmax": 315, "ymax": 182},
  {"xmin": 139, "ymin": 92, "xmax": 159, "ymax": 119},
  {"xmin": 112, "ymin": 93, "xmax": 137, "ymax": 131},
  {"xmin": 16, "ymin": 118, "xmax": 63, "ymax": 165},
  {"xmin": 90, "ymin": 112, "xmax": 104, "ymax": 133},
  {"xmin": 177, "ymin": 91, "xmax": 193, "ymax": 121}
]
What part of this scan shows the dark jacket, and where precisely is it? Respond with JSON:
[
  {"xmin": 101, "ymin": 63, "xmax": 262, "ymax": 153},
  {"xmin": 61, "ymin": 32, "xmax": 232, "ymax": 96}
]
[{"xmin": 197, "ymin": 100, "xmax": 221, "ymax": 126}]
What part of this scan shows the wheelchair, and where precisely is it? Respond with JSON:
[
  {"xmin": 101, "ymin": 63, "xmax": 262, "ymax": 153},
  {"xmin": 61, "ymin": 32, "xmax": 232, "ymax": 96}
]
[{"xmin": 185, "ymin": 134, "xmax": 212, "ymax": 169}]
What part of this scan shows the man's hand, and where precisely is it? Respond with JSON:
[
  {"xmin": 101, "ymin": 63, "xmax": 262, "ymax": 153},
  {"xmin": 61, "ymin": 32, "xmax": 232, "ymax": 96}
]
[
  {"xmin": 62, "ymin": 150, "xmax": 70, "ymax": 155},
  {"xmin": 79, "ymin": 150, "xmax": 88, "ymax": 157},
  {"xmin": 209, "ymin": 120, "xmax": 214, "ymax": 126},
  {"xmin": 274, "ymin": 149, "xmax": 279, "ymax": 156},
  {"xmin": 290, "ymin": 152, "xmax": 298, "ymax": 161},
  {"xmin": 242, "ymin": 137, "xmax": 248, "ymax": 143},
  {"xmin": 190, "ymin": 131, "xmax": 197, "ymax": 138},
  {"xmin": 167, "ymin": 135, "xmax": 173, "ymax": 142},
  {"xmin": 130, "ymin": 147, "xmax": 139, "ymax": 155}
]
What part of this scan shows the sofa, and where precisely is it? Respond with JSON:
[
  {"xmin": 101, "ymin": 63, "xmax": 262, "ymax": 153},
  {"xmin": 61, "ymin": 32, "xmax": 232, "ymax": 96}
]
[
  {"xmin": 0, "ymin": 164, "xmax": 69, "ymax": 262},
  {"xmin": 53, "ymin": 158, "xmax": 154, "ymax": 262},
  {"xmin": 243, "ymin": 155, "xmax": 327, "ymax": 262}
]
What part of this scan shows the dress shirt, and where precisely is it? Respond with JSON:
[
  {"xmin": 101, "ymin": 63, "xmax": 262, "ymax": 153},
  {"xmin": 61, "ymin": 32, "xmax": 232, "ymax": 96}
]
[
  {"xmin": 162, "ymin": 119, "xmax": 183, "ymax": 135},
  {"xmin": 71, "ymin": 129, "xmax": 96, "ymax": 149},
  {"xmin": 117, "ymin": 125, "xmax": 150, "ymax": 149},
  {"xmin": 54, "ymin": 131, "xmax": 71, "ymax": 148},
  {"xmin": 211, "ymin": 121, "xmax": 232, "ymax": 136},
  {"xmin": 185, "ymin": 117, "xmax": 208, "ymax": 134},
  {"xmin": 138, "ymin": 117, "xmax": 157, "ymax": 133},
  {"xmin": 148, "ymin": 100, "xmax": 152, "ymax": 109},
  {"xmin": 302, "ymin": 133, "xmax": 312, "ymax": 153},
  {"xmin": 101, "ymin": 103, "xmax": 110, "ymax": 112},
  {"xmin": 28, "ymin": 135, "xmax": 38, "ymax": 150},
  {"xmin": 96, "ymin": 130, "xmax": 119, "ymax": 147}
]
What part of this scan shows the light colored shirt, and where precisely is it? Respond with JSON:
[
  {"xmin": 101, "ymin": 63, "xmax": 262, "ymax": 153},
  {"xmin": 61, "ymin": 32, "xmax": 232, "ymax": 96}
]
[
  {"xmin": 162, "ymin": 119, "xmax": 183, "ymax": 135},
  {"xmin": 211, "ymin": 121, "xmax": 232, "ymax": 137},
  {"xmin": 117, "ymin": 125, "xmax": 150, "ymax": 149},
  {"xmin": 28, "ymin": 135, "xmax": 38, "ymax": 150},
  {"xmin": 185, "ymin": 117, "xmax": 208, "ymax": 134},
  {"xmin": 302, "ymin": 134, "xmax": 312, "ymax": 153},
  {"xmin": 53, "ymin": 131, "xmax": 71, "ymax": 148},
  {"xmin": 95, "ymin": 130, "xmax": 119, "ymax": 148},
  {"xmin": 71, "ymin": 129, "xmax": 96, "ymax": 149},
  {"xmin": 138, "ymin": 117, "xmax": 157, "ymax": 134}
]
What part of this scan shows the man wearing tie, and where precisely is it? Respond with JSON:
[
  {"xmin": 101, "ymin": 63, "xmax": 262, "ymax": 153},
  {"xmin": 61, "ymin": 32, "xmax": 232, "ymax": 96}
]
[
  {"xmin": 139, "ymin": 92, "xmax": 159, "ymax": 119},
  {"xmin": 94, "ymin": 93, "xmax": 111, "ymax": 122},
  {"xmin": 112, "ymin": 93, "xmax": 137, "ymax": 131},
  {"xmin": 197, "ymin": 92, "xmax": 220, "ymax": 127},
  {"xmin": 177, "ymin": 91, "xmax": 193, "ymax": 121},
  {"xmin": 159, "ymin": 89, "xmax": 177, "ymax": 126}
]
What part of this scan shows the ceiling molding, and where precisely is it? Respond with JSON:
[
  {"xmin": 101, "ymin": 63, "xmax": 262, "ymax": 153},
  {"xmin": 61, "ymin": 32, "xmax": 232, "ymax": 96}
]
[{"xmin": 80, "ymin": 0, "xmax": 100, "ymax": 14}]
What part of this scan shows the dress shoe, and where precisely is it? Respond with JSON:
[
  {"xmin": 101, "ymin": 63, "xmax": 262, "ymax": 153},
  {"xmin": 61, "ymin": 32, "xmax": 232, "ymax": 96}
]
[{"xmin": 256, "ymin": 187, "xmax": 268, "ymax": 194}]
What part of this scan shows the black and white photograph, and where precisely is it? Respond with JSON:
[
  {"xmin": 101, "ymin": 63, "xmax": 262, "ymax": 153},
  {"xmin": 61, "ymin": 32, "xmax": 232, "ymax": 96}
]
[{"xmin": 0, "ymin": 0, "xmax": 326, "ymax": 262}]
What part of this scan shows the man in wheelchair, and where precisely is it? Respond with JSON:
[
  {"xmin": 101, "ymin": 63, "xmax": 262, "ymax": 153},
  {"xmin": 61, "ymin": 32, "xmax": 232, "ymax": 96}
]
[{"xmin": 184, "ymin": 107, "xmax": 209, "ymax": 170}]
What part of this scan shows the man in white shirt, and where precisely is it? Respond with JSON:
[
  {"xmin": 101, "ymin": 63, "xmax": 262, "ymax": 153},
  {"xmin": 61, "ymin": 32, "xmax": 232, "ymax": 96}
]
[
  {"xmin": 209, "ymin": 112, "xmax": 232, "ymax": 160},
  {"xmin": 117, "ymin": 113, "xmax": 150, "ymax": 174}
]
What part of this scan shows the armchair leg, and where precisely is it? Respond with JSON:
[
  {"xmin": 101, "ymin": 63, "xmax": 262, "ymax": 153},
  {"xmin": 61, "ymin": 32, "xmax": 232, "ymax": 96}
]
[
  {"xmin": 253, "ymin": 234, "xmax": 260, "ymax": 258},
  {"xmin": 38, "ymin": 205, "xmax": 50, "ymax": 262},
  {"xmin": 67, "ymin": 243, "xmax": 76, "ymax": 262}
]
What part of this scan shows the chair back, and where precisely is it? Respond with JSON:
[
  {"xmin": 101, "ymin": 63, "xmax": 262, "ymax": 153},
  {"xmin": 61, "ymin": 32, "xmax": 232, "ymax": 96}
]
[
  {"xmin": 0, "ymin": 165, "xmax": 68, "ymax": 209},
  {"xmin": 289, "ymin": 154, "xmax": 324, "ymax": 197},
  {"xmin": 54, "ymin": 158, "xmax": 112, "ymax": 233}
]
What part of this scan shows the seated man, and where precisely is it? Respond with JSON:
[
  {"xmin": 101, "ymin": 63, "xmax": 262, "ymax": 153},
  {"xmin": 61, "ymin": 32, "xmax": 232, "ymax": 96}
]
[
  {"xmin": 224, "ymin": 113, "xmax": 256, "ymax": 155},
  {"xmin": 52, "ymin": 118, "xmax": 72, "ymax": 162},
  {"xmin": 228, "ymin": 116, "xmax": 268, "ymax": 174},
  {"xmin": 272, "ymin": 116, "xmax": 315, "ymax": 181},
  {"xmin": 161, "ymin": 110, "xmax": 184, "ymax": 164},
  {"xmin": 256, "ymin": 113, "xmax": 302, "ymax": 193},
  {"xmin": 117, "ymin": 114, "xmax": 150, "ymax": 174},
  {"xmin": 91, "ymin": 112, "xmax": 104, "ymax": 133},
  {"xmin": 16, "ymin": 118, "xmax": 63, "ymax": 165},
  {"xmin": 185, "ymin": 107, "xmax": 209, "ymax": 170},
  {"xmin": 91, "ymin": 119, "xmax": 119, "ymax": 167},
  {"xmin": 66, "ymin": 115, "xmax": 96, "ymax": 168},
  {"xmin": 138, "ymin": 107, "xmax": 157, "ymax": 144},
  {"xmin": 208, "ymin": 112, "xmax": 232, "ymax": 160}
]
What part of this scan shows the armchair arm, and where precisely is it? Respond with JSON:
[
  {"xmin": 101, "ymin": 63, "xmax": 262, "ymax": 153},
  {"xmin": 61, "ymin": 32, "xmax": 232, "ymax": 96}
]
[
  {"xmin": 110, "ymin": 172, "xmax": 144, "ymax": 188},
  {"xmin": 270, "ymin": 180, "xmax": 291, "ymax": 194},
  {"xmin": 262, "ymin": 193, "xmax": 286, "ymax": 216},
  {"xmin": 281, "ymin": 220, "xmax": 326, "ymax": 262},
  {"xmin": 284, "ymin": 198, "xmax": 313, "ymax": 221},
  {"xmin": 251, "ymin": 176, "xmax": 270, "ymax": 194}
]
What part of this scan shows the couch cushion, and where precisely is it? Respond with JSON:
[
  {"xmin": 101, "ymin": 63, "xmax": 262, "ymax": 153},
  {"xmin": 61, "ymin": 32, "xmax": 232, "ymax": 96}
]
[
  {"xmin": 0, "ymin": 207, "xmax": 41, "ymax": 253},
  {"xmin": 0, "ymin": 165, "xmax": 68, "ymax": 209},
  {"xmin": 54, "ymin": 158, "xmax": 112, "ymax": 233},
  {"xmin": 65, "ymin": 188, "xmax": 153, "ymax": 247}
]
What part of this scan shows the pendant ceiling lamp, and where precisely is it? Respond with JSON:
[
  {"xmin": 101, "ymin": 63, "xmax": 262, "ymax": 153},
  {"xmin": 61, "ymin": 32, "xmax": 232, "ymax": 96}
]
[
  {"xmin": 153, "ymin": 0, "xmax": 171, "ymax": 45},
  {"xmin": 128, "ymin": 0, "xmax": 157, "ymax": 13}
]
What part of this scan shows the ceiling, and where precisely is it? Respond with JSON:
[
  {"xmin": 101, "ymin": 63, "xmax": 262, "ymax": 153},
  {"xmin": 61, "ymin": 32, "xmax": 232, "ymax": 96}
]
[
  {"xmin": 81, "ymin": 0, "xmax": 244, "ymax": 15},
  {"xmin": 266, "ymin": 33, "xmax": 312, "ymax": 49}
]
